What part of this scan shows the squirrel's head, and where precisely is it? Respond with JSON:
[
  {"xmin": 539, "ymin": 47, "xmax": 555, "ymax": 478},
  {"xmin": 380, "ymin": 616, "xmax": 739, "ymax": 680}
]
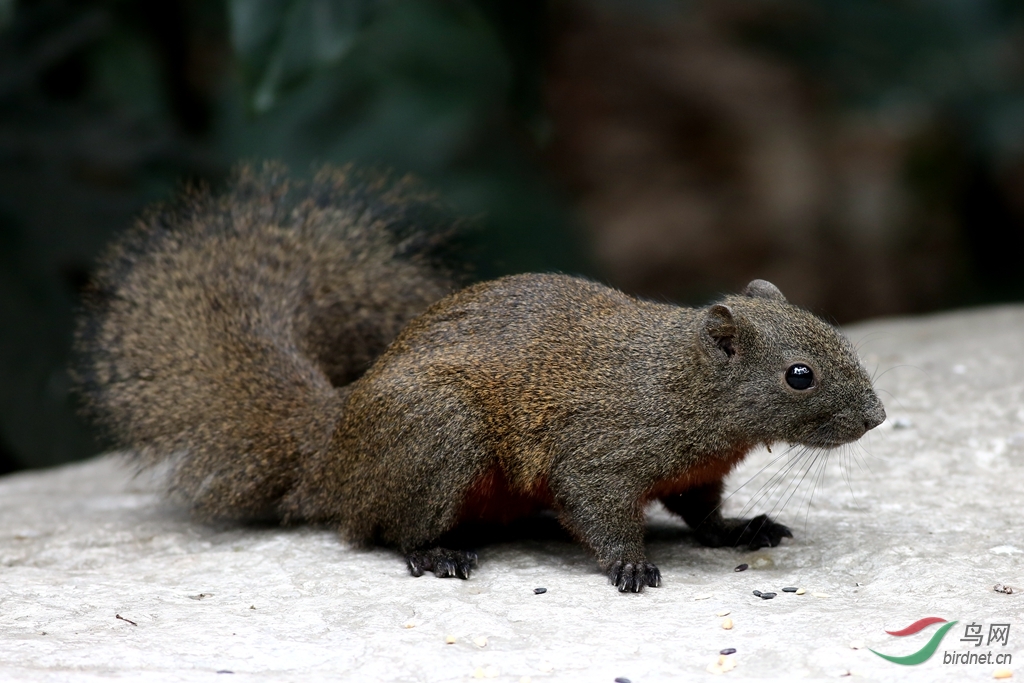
[{"xmin": 697, "ymin": 279, "xmax": 885, "ymax": 448}]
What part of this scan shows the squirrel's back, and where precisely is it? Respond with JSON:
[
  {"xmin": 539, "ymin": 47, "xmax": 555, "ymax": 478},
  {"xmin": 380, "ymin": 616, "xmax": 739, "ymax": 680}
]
[{"xmin": 73, "ymin": 163, "xmax": 459, "ymax": 521}]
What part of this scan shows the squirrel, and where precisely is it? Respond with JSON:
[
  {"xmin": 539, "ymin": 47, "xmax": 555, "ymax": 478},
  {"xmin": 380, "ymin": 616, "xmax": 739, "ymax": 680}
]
[{"xmin": 74, "ymin": 163, "xmax": 886, "ymax": 593}]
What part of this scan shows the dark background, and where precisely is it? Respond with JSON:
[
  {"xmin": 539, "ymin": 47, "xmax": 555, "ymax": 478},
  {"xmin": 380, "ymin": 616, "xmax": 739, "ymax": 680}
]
[{"xmin": 1, "ymin": 0, "xmax": 1022, "ymax": 472}]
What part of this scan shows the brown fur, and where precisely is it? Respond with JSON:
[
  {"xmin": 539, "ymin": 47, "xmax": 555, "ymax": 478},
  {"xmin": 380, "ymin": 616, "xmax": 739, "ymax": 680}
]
[
  {"xmin": 74, "ymin": 163, "xmax": 458, "ymax": 521},
  {"xmin": 74, "ymin": 165, "xmax": 885, "ymax": 592}
]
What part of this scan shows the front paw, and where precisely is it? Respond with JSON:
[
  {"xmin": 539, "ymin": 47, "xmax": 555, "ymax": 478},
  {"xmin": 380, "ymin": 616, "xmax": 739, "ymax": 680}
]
[
  {"xmin": 406, "ymin": 548, "xmax": 478, "ymax": 579},
  {"xmin": 694, "ymin": 514, "xmax": 792, "ymax": 549},
  {"xmin": 607, "ymin": 560, "xmax": 662, "ymax": 593},
  {"xmin": 734, "ymin": 514, "xmax": 792, "ymax": 549}
]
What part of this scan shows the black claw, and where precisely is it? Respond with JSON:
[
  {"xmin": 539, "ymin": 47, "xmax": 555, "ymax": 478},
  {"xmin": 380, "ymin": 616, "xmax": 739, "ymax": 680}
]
[
  {"xmin": 405, "ymin": 548, "xmax": 478, "ymax": 580},
  {"xmin": 608, "ymin": 560, "xmax": 624, "ymax": 587},
  {"xmin": 647, "ymin": 565, "xmax": 662, "ymax": 588},
  {"xmin": 455, "ymin": 552, "xmax": 476, "ymax": 578},
  {"xmin": 742, "ymin": 515, "xmax": 793, "ymax": 549},
  {"xmin": 607, "ymin": 560, "xmax": 661, "ymax": 592},
  {"xmin": 408, "ymin": 558, "xmax": 424, "ymax": 577},
  {"xmin": 619, "ymin": 564, "xmax": 636, "ymax": 593}
]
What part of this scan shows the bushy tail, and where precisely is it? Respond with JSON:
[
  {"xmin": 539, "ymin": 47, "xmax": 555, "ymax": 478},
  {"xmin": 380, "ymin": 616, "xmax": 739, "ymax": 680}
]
[{"xmin": 73, "ymin": 163, "xmax": 460, "ymax": 521}]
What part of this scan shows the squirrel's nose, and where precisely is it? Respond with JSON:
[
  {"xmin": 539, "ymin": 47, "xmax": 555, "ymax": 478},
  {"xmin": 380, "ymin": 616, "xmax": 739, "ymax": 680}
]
[{"xmin": 863, "ymin": 398, "xmax": 886, "ymax": 432}]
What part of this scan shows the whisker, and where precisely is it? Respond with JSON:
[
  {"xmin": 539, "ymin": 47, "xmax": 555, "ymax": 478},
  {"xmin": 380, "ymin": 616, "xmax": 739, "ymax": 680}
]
[
  {"xmin": 712, "ymin": 411, "xmax": 873, "ymax": 535},
  {"xmin": 762, "ymin": 454, "xmax": 808, "ymax": 520},
  {"xmin": 875, "ymin": 388, "xmax": 908, "ymax": 413},
  {"xmin": 851, "ymin": 330, "xmax": 891, "ymax": 354},
  {"xmin": 743, "ymin": 418, "xmax": 840, "ymax": 522},
  {"xmin": 780, "ymin": 447, "xmax": 827, "ymax": 528},
  {"xmin": 683, "ymin": 444, "xmax": 800, "ymax": 528},
  {"xmin": 734, "ymin": 447, "xmax": 811, "ymax": 520},
  {"xmin": 872, "ymin": 363, "xmax": 927, "ymax": 384},
  {"xmin": 716, "ymin": 444, "xmax": 801, "ymax": 512},
  {"xmin": 798, "ymin": 448, "xmax": 829, "ymax": 530},
  {"xmin": 851, "ymin": 439, "xmax": 880, "ymax": 477},
  {"xmin": 840, "ymin": 444, "xmax": 856, "ymax": 497}
]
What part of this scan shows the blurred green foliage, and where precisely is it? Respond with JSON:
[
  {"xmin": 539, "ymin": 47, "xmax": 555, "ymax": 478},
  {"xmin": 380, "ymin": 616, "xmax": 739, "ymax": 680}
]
[
  {"xmin": 229, "ymin": 0, "xmax": 375, "ymax": 113},
  {"xmin": 218, "ymin": 0, "xmax": 582, "ymax": 276}
]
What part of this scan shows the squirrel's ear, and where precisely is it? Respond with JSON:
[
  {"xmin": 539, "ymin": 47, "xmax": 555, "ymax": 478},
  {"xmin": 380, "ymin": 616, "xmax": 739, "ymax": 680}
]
[
  {"xmin": 742, "ymin": 279, "xmax": 787, "ymax": 303},
  {"xmin": 700, "ymin": 304, "xmax": 738, "ymax": 359}
]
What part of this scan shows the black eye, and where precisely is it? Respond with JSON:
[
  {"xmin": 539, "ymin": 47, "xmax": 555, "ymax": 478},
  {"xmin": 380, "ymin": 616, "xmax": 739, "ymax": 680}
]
[{"xmin": 785, "ymin": 363, "xmax": 814, "ymax": 390}]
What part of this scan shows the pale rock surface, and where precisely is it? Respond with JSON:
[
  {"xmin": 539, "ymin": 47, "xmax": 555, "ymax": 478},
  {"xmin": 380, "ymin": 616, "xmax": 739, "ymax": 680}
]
[{"xmin": 1, "ymin": 306, "xmax": 1023, "ymax": 682}]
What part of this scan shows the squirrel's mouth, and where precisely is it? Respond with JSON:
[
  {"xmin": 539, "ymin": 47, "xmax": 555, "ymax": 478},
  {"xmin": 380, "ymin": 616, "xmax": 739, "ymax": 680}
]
[
  {"xmin": 801, "ymin": 416, "xmax": 882, "ymax": 448},
  {"xmin": 801, "ymin": 435, "xmax": 856, "ymax": 449}
]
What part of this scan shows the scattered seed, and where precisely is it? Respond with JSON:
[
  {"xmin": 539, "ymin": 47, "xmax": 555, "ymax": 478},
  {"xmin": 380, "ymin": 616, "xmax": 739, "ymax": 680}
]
[
  {"xmin": 720, "ymin": 648, "xmax": 737, "ymax": 656},
  {"xmin": 519, "ymin": 678, "xmax": 532, "ymax": 683},
  {"xmin": 812, "ymin": 592, "xmax": 830, "ymax": 598},
  {"xmin": 484, "ymin": 666, "xmax": 499, "ymax": 678},
  {"xmin": 403, "ymin": 621, "xmax": 417, "ymax": 629},
  {"xmin": 782, "ymin": 587, "xmax": 798, "ymax": 593},
  {"xmin": 721, "ymin": 618, "xmax": 733, "ymax": 630},
  {"xmin": 734, "ymin": 563, "xmax": 749, "ymax": 572},
  {"xmin": 473, "ymin": 636, "xmax": 488, "ymax": 648},
  {"xmin": 614, "ymin": 678, "xmax": 632, "ymax": 683},
  {"xmin": 760, "ymin": 592, "xmax": 777, "ymax": 600},
  {"xmin": 707, "ymin": 654, "xmax": 737, "ymax": 674},
  {"xmin": 533, "ymin": 587, "xmax": 547, "ymax": 595},
  {"xmin": 795, "ymin": 588, "xmax": 806, "ymax": 595},
  {"xmin": 473, "ymin": 668, "xmax": 485, "ymax": 679},
  {"xmin": 716, "ymin": 610, "xmax": 731, "ymax": 617},
  {"xmin": 752, "ymin": 590, "xmax": 762, "ymax": 597},
  {"xmin": 993, "ymin": 669, "xmax": 1012, "ymax": 679},
  {"xmin": 444, "ymin": 635, "xmax": 456, "ymax": 645}
]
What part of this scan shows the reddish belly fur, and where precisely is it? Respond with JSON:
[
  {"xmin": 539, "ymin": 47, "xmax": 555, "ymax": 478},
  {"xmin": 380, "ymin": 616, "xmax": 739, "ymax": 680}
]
[
  {"xmin": 458, "ymin": 446, "xmax": 752, "ymax": 524},
  {"xmin": 458, "ymin": 467, "xmax": 553, "ymax": 525}
]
